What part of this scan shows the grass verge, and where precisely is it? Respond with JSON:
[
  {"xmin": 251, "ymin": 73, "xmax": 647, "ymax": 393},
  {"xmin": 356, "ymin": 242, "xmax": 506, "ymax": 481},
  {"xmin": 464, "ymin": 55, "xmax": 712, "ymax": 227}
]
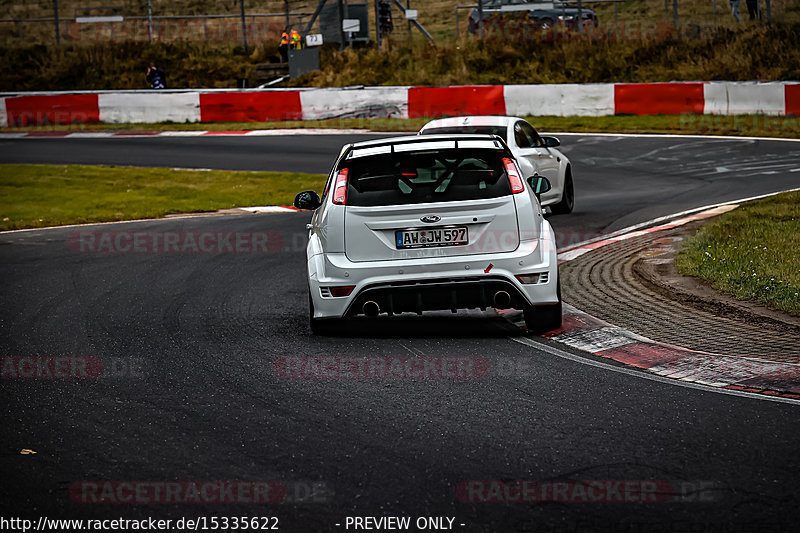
[
  {"xmin": 0, "ymin": 164, "xmax": 325, "ymax": 231},
  {"xmin": 6, "ymin": 114, "xmax": 800, "ymax": 139},
  {"xmin": 676, "ymin": 190, "xmax": 800, "ymax": 316}
]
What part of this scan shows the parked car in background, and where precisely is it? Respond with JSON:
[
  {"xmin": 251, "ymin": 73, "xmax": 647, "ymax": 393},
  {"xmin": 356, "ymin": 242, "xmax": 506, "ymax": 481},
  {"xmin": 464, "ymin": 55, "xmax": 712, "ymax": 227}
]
[
  {"xmin": 419, "ymin": 116, "xmax": 574, "ymax": 214},
  {"xmin": 468, "ymin": 0, "xmax": 598, "ymax": 33}
]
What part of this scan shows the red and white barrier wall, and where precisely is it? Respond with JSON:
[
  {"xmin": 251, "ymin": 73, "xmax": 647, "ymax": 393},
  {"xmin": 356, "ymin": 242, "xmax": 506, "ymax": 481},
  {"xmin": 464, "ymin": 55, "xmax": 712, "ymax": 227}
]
[{"xmin": 1, "ymin": 82, "xmax": 798, "ymax": 127}]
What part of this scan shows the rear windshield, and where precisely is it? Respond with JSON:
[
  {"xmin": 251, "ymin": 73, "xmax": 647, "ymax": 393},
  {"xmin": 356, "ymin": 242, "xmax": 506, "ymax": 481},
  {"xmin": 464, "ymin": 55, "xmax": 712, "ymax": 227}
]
[
  {"xmin": 342, "ymin": 148, "xmax": 511, "ymax": 207},
  {"xmin": 421, "ymin": 126, "xmax": 507, "ymax": 142}
]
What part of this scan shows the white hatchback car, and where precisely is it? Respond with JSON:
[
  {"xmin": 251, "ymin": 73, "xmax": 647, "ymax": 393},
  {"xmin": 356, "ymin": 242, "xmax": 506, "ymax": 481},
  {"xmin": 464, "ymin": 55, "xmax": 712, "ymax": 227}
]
[
  {"xmin": 293, "ymin": 134, "xmax": 561, "ymax": 335},
  {"xmin": 419, "ymin": 116, "xmax": 574, "ymax": 214}
]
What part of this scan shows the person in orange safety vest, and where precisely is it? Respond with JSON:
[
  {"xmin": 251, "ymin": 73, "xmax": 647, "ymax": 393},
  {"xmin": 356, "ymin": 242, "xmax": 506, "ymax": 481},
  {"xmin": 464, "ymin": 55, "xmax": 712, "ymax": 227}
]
[
  {"xmin": 279, "ymin": 28, "xmax": 290, "ymax": 62},
  {"xmin": 289, "ymin": 29, "xmax": 302, "ymax": 50}
]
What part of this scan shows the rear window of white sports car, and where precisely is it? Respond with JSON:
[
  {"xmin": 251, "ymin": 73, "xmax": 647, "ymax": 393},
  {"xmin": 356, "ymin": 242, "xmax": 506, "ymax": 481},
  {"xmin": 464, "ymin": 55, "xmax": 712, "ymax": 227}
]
[{"xmin": 341, "ymin": 148, "xmax": 512, "ymax": 207}]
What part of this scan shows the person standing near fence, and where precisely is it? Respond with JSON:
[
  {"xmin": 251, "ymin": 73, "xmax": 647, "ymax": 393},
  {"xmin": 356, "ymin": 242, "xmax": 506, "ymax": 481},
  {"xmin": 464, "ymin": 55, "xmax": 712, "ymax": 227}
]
[
  {"xmin": 146, "ymin": 63, "xmax": 166, "ymax": 89},
  {"xmin": 279, "ymin": 28, "xmax": 290, "ymax": 62},
  {"xmin": 289, "ymin": 28, "xmax": 302, "ymax": 50},
  {"xmin": 730, "ymin": 0, "xmax": 742, "ymax": 22}
]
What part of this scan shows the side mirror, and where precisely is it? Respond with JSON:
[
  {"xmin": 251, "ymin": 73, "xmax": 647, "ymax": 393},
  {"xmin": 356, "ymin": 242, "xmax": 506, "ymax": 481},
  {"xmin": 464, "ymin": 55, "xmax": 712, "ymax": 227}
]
[
  {"xmin": 527, "ymin": 175, "xmax": 551, "ymax": 197},
  {"xmin": 293, "ymin": 190, "xmax": 322, "ymax": 210},
  {"xmin": 541, "ymin": 136, "xmax": 560, "ymax": 148}
]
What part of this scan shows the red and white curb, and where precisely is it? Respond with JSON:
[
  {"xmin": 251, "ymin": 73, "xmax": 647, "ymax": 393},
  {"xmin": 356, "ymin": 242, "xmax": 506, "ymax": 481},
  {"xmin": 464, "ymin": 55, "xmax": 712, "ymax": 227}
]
[
  {"xmin": 541, "ymin": 197, "xmax": 800, "ymax": 401},
  {"xmin": 536, "ymin": 304, "xmax": 800, "ymax": 399}
]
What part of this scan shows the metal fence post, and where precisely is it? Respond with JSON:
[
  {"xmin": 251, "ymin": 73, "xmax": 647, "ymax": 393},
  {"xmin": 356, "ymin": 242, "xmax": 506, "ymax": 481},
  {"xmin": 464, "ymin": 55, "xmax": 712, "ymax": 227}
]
[
  {"xmin": 477, "ymin": 0, "xmax": 483, "ymax": 38},
  {"xmin": 375, "ymin": 0, "xmax": 382, "ymax": 50},
  {"xmin": 672, "ymin": 0, "xmax": 678, "ymax": 27},
  {"xmin": 53, "ymin": 0, "xmax": 60, "ymax": 44},
  {"xmin": 147, "ymin": 0, "xmax": 153, "ymax": 42},
  {"xmin": 338, "ymin": 0, "xmax": 346, "ymax": 50},
  {"xmin": 239, "ymin": 0, "xmax": 248, "ymax": 52}
]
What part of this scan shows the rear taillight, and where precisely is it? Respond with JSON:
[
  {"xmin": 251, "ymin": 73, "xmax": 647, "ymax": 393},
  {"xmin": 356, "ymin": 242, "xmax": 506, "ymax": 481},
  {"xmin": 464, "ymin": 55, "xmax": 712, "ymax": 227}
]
[
  {"xmin": 329, "ymin": 286, "xmax": 355, "ymax": 297},
  {"xmin": 332, "ymin": 168, "xmax": 349, "ymax": 205},
  {"xmin": 502, "ymin": 158, "xmax": 525, "ymax": 194}
]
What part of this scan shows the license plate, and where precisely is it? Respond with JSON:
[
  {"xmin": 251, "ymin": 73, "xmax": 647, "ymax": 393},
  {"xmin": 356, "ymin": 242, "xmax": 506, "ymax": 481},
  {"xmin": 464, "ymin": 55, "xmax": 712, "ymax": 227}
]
[{"xmin": 395, "ymin": 227, "xmax": 468, "ymax": 249}]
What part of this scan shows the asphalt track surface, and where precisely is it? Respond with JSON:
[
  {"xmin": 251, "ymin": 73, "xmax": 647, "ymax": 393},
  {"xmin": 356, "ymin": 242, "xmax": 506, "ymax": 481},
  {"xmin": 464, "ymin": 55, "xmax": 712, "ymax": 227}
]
[{"xmin": 2, "ymin": 134, "xmax": 800, "ymax": 531}]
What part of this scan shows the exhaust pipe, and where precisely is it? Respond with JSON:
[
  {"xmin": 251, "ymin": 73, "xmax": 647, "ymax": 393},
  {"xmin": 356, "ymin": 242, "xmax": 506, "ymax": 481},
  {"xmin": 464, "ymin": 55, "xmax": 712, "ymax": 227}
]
[
  {"xmin": 362, "ymin": 301, "xmax": 380, "ymax": 317},
  {"xmin": 493, "ymin": 290, "xmax": 511, "ymax": 309}
]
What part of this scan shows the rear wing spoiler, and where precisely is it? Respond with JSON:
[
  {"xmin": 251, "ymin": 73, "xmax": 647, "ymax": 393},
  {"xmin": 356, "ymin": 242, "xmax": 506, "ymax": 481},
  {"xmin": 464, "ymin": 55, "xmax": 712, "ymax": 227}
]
[{"xmin": 344, "ymin": 135, "xmax": 511, "ymax": 161}]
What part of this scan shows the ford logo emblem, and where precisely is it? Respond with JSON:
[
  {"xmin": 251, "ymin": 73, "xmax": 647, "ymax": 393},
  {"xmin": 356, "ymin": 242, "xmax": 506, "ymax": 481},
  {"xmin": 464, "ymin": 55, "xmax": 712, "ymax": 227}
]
[{"xmin": 420, "ymin": 215, "xmax": 441, "ymax": 224}]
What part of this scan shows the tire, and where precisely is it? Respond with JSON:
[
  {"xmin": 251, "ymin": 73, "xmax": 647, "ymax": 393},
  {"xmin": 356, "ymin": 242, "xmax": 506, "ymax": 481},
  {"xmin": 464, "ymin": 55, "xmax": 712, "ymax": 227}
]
[
  {"xmin": 523, "ymin": 279, "xmax": 562, "ymax": 334},
  {"xmin": 309, "ymin": 291, "xmax": 340, "ymax": 336},
  {"xmin": 550, "ymin": 168, "xmax": 574, "ymax": 215}
]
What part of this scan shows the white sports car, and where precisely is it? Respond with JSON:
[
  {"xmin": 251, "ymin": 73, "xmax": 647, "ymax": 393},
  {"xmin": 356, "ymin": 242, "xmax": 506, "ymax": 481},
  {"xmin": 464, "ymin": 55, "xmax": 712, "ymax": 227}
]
[
  {"xmin": 293, "ymin": 134, "xmax": 561, "ymax": 335},
  {"xmin": 419, "ymin": 116, "xmax": 574, "ymax": 214}
]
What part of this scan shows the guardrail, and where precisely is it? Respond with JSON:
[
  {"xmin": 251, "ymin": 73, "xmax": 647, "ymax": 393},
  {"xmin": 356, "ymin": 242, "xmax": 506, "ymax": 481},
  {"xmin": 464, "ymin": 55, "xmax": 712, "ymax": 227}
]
[{"xmin": 1, "ymin": 82, "xmax": 797, "ymax": 128}]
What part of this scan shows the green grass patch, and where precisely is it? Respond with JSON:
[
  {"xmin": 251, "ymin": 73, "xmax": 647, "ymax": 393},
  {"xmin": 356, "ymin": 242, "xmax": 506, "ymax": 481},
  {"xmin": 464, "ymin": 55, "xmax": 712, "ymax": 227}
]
[
  {"xmin": 676, "ymin": 190, "xmax": 800, "ymax": 316},
  {"xmin": 0, "ymin": 164, "xmax": 326, "ymax": 231},
  {"xmin": 8, "ymin": 114, "xmax": 800, "ymax": 139}
]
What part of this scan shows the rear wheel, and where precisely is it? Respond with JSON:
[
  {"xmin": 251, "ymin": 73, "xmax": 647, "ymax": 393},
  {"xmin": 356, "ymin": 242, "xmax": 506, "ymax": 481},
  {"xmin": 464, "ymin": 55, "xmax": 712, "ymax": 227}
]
[
  {"xmin": 550, "ymin": 168, "xmax": 574, "ymax": 215},
  {"xmin": 523, "ymin": 280, "xmax": 562, "ymax": 334}
]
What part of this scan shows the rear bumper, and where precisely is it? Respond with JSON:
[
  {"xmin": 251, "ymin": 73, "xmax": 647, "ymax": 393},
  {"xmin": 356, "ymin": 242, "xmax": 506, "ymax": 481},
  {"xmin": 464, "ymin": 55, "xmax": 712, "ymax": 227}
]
[
  {"xmin": 344, "ymin": 275, "xmax": 536, "ymax": 317},
  {"xmin": 308, "ymin": 234, "xmax": 558, "ymax": 320}
]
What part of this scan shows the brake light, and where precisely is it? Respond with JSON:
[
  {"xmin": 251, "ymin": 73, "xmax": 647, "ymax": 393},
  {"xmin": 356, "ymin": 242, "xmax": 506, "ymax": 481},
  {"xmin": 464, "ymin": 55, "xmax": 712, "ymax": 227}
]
[
  {"xmin": 329, "ymin": 286, "xmax": 355, "ymax": 297},
  {"xmin": 503, "ymin": 158, "xmax": 525, "ymax": 194},
  {"xmin": 332, "ymin": 168, "xmax": 349, "ymax": 205}
]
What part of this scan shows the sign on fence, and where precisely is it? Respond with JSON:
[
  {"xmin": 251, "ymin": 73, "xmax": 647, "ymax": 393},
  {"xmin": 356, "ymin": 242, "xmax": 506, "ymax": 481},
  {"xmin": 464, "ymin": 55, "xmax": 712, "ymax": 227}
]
[
  {"xmin": 342, "ymin": 19, "xmax": 361, "ymax": 33},
  {"xmin": 306, "ymin": 33, "xmax": 323, "ymax": 46}
]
